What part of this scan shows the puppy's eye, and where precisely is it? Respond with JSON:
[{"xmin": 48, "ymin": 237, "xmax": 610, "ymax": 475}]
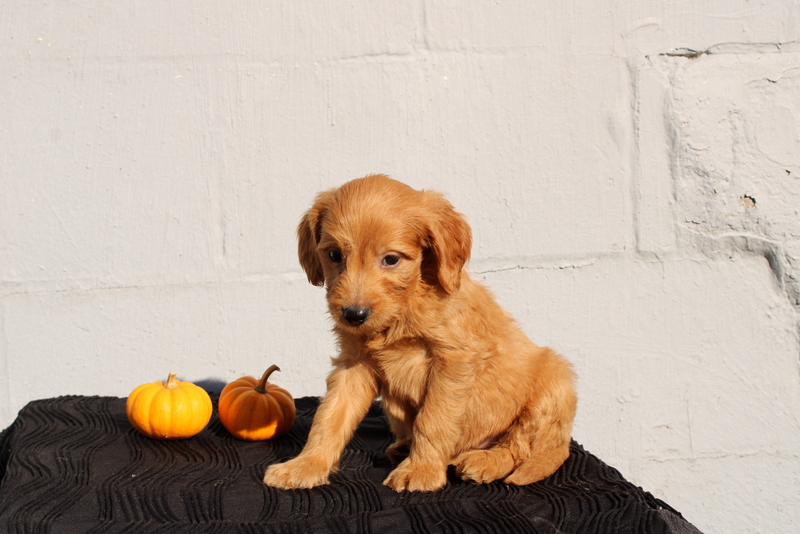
[
  {"xmin": 382, "ymin": 255, "xmax": 401, "ymax": 267},
  {"xmin": 328, "ymin": 250, "xmax": 343, "ymax": 264}
]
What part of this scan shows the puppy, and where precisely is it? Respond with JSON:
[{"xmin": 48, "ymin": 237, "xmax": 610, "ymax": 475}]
[{"xmin": 263, "ymin": 174, "xmax": 577, "ymax": 492}]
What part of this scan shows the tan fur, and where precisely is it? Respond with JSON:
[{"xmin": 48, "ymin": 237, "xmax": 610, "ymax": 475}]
[{"xmin": 263, "ymin": 174, "xmax": 577, "ymax": 492}]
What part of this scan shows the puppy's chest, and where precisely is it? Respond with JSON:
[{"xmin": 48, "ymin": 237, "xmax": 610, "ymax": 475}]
[{"xmin": 371, "ymin": 344, "xmax": 430, "ymax": 406}]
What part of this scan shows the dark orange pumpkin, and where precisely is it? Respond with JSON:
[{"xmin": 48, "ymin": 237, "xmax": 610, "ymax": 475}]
[{"xmin": 218, "ymin": 365, "xmax": 296, "ymax": 441}]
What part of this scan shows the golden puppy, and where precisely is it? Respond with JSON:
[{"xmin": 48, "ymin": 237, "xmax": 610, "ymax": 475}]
[{"xmin": 263, "ymin": 174, "xmax": 577, "ymax": 492}]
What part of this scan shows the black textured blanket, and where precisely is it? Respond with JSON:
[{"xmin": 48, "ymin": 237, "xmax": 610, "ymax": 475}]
[{"xmin": 0, "ymin": 395, "xmax": 700, "ymax": 533}]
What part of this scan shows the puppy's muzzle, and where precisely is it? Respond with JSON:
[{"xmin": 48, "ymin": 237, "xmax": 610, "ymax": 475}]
[{"xmin": 342, "ymin": 305, "xmax": 371, "ymax": 326}]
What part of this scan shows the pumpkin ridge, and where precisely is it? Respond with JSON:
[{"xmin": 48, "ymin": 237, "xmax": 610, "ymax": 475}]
[
  {"xmin": 233, "ymin": 392, "xmax": 259, "ymax": 430},
  {"xmin": 273, "ymin": 398, "xmax": 288, "ymax": 435}
]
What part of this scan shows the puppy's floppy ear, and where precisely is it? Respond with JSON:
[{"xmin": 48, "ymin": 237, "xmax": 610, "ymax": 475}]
[
  {"xmin": 420, "ymin": 191, "xmax": 472, "ymax": 294},
  {"xmin": 297, "ymin": 191, "xmax": 334, "ymax": 287}
]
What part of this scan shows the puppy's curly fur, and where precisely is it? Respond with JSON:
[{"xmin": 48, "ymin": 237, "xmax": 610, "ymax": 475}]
[{"xmin": 263, "ymin": 174, "xmax": 577, "ymax": 492}]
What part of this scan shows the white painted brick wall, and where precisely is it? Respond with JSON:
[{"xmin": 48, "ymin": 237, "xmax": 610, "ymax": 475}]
[{"xmin": 1, "ymin": 2, "xmax": 799, "ymax": 532}]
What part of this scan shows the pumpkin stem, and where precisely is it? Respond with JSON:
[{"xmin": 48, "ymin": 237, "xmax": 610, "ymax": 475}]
[
  {"xmin": 164, "ymin": 372, "xmax": 179, "ymax": 389},
  {"xmin": 255, "ymin": 365, "xmax": 281, "ymax": 393}
]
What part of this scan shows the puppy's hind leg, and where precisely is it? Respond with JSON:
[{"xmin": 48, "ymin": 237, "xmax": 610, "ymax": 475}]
[
  {"xmin": 502, "ymin": 385, "xmax": 577, "ymax": 486},
  {"xmin": 454, "ymin": 407, "xmax": 547, "ymax": 484},
  {"xmin": 456, "ymin": 404, "xmax": 571, "ymax": 485},
  {"xmin": 453, "ymin": 445, "xmax": 517, "ymax": 484},
  {"xmin": 456, "ymin": 362, "xmax": 576, "ymax": 485}
]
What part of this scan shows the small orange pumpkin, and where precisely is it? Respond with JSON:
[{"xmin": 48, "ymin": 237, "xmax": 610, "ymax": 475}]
[
  {"xmin": 218, "ymin": 365, "xmax": 296, "ymax": 441},
  {"xmin": 126, "ymin": 372, "xmax": 212, "ymax": 440}
]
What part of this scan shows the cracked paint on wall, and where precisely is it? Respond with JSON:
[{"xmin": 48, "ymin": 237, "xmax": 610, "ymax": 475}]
[{"xmin": 668, "ymin": 50, "xmax": 800, "ymax": 309}]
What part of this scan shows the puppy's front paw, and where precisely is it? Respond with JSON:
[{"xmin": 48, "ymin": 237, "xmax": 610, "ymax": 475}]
[
  {"xmin": 263, "ymin": 457, "xmax": 330, "ymax": 489},
  {"xmin": 382, "ymin": 459, "xmax": 447, "ymax": 492}
]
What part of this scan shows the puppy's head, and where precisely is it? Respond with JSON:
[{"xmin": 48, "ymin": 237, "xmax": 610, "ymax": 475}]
[{"xmin": 297, "ymin": 174, "xmax": 471, "ymax": 334}]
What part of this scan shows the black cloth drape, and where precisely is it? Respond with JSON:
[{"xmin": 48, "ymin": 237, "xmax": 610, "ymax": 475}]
[{"xmin": 0, "ymin": 395, "xmax": 701, "ymax": 533}]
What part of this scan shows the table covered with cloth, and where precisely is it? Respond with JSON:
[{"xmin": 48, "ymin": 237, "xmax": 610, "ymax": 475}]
[{"xmin": 0, "ymin": 395, "xmax": 701, "ymax": 533}]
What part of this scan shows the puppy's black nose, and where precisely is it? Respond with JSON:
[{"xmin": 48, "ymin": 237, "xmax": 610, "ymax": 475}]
[{"xmin": 342, "ymin": 306, "xmax": 370, "ymax": 326}]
